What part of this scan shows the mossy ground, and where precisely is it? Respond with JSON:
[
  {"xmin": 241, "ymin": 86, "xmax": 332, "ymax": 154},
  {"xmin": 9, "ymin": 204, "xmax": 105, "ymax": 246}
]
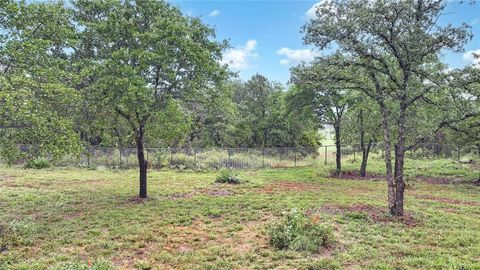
[{"xmin": 0, "ymin": 156, "xmax": 479, "ymax": 269}]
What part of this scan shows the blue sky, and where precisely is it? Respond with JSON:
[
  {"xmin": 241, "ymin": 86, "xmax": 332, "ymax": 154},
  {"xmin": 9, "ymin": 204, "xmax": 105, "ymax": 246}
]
[{"xmin": 170, "ymin": 0, "xmax": 480, "ymax": 84}]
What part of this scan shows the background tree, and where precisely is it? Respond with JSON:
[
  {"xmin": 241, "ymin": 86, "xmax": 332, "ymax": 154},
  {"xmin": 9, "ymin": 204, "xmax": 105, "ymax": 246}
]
[
  {"xmin": 73, "ymin": 0, "xmax": 227, "ymax": 198},
  {"xmin": 342, "ymin": 94, "xmax": 381, "ymax": 177},
  {"xmin": 290, "ymin": 62, "xmax": 355, "ymax": 176},
  {"xmin": 0, "ymin": 0, "xmax": 81, "ymax": 163},
  {"xmin": 304, "ymin": 0, "xmax": 472, "ymax": 216}
]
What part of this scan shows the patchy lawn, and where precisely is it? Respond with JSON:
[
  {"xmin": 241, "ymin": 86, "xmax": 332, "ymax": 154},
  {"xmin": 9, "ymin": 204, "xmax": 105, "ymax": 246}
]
[{"xmin": 0, "ymin": 158, "xmax": 479, "ymax": 269}]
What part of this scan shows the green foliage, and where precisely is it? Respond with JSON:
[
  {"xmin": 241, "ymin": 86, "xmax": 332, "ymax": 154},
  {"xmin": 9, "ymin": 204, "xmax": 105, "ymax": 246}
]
[
  {"xmin": 0, "ymin": 218, "xmax": 37, "ymax": 250},
  {"xmin": 24, "ymin": 158, "xmax": 51, "ymax": 169},
  {"xmin": 268, "ymin": 209, "xmax": 334, "ymax": 253},
  {"xmin": 215, "ymin": 168, "xmax": 241, "ymax": 184},
  {"xmin": 299, "ymin": 131, "xmax": 324, "ymax": 147},
  {"xmin": 0, "ymin": 0, "xmax": 81, "ymax": 162}
]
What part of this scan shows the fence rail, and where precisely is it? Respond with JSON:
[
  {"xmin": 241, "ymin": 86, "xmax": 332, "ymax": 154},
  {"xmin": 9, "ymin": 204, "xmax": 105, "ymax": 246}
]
[{"xmin": 6, "ymin": 143, "xmax": 480, "ymax": 170}]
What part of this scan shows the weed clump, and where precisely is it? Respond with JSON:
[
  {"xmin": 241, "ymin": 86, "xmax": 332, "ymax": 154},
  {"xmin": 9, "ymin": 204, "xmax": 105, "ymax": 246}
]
[
  {"xmin": 60, "ymin": 261, "xmax": 113, "ymax": 270},
  {"xmin": 268, "ymin": 209, "xmax": 334, "ymax": 253},
  {"xmin": 0, "ymin": 218, "xmax": 37, "ymax": 251},
  {"xmin": 215, "ymin": 168, "xmax": 241, "ymax": 184},
  {"xmin": 24, "ymin": 158, "xmax": 51, "ymax": 169}
]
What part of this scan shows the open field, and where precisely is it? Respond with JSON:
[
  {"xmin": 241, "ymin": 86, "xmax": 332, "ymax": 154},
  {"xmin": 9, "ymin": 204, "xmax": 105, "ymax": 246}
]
[{"xmin": 1, "ymin": 158, "xmax": 479, "ymax": 270}]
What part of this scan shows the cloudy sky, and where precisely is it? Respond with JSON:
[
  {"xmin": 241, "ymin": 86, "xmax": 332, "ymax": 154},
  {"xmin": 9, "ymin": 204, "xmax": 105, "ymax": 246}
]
[{"xmin": 170, "ymin": 1, "xmax": 480, "ymax": 84}]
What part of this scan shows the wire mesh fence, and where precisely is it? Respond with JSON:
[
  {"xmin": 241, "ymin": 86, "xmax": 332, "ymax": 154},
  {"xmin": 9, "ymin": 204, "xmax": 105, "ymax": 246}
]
[
  {"xmin": 5, "ymin": 143, "xmax": 480, "ymax": 170},
  {"xmin": 55, "ymin": 146, "xmax": 321, "ymax": 169}
]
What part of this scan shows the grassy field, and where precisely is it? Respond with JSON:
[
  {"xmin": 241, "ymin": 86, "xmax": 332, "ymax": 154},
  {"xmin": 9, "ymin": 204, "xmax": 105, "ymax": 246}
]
[{"xmin": 0, "ymin": 157, "xmax": 479, "ymax": 270}]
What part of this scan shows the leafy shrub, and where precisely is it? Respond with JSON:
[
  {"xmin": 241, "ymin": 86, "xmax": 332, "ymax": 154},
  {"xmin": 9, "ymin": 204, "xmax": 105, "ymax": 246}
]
[
  {"xmin": 24, "ymin": 158, "xmax": 51, "ymax": 169},
  {"xmin": 268, "ymin": 209, "xmax": 334, "ymax": 253},
  {"xmin": 215, "ymin": 168, "xmax": 241, "ymax": 184}
]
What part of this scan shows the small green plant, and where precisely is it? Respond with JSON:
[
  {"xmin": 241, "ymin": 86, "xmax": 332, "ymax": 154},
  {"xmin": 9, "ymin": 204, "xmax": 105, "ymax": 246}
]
[
  {"xmin": 215, "ymin": 168, "xmax": 241, "ymax": 184},
  {"xmin": 268, "ymin": 209, "xmax": 334, "ymax": 253},
  {"xmin": 24, "ymin": 158, "xmax": 51, "ymax": 169},
  {"xmin": 60, "ymin": 261, "xmax": 113, "ymax": 270}
]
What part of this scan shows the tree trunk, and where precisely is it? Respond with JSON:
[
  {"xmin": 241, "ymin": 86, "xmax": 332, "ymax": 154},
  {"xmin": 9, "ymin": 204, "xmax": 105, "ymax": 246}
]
[
  {"xmin": 135, "ymin": 127, "xmax": 148, "ymax": 198},
  {"xmin": 477, "ymin": 143, "xmax": 480, "ymax": 183},
  {"xmin": 360, "ymin": 139, "xmax": 373, "ymax": 177},
  {"xmin": 391, "ymin": 104, "xmax": 407, "ymax": 217},
  {"xmin": 334, "ymin": 123, "xmax": 341, "ymax": 176},
  {"xmin": 358, "ymin": 109, "xmax": 372, "ymax": 177},
  {"xmin": 379, "ymin": 103, "xmax": 395, "ymax": 215}
]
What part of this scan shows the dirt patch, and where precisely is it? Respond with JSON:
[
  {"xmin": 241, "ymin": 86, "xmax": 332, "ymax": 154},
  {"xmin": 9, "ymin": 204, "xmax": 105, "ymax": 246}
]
[
  {"xmin": 0, "ymin": 175, "xmax": 16, "ymax": 181},
  {"xmin": 63, "ymin": 210, "xmax": 84, "ymax": 221},
  {"xmin": 414, "ymin": 194, "xmax": 480, "ymax": 206},
  {"xmin": 330, "ymin": 171, "xmax": 479, "ymax": 186},
  {"xmin": 330, "ymin": 171, "xmax": 385, "ymax": 180},
  {"xmin": 259, "ymin": 181, "xmax": 322, "ymax": 194},
  {"xmin": 206, "ymin": 189, "xmax": 234, "ymax": 196},
  {"xmin": 414, "ymin": 176, "xmax": 479, "ymax": 185},
  {"xmin": 126, "ymin": 196, "xmax": 151, "ymax": 204},
  {"xmin": 309, "ymin": 204, "xmax": 417, "ymax": 227}
]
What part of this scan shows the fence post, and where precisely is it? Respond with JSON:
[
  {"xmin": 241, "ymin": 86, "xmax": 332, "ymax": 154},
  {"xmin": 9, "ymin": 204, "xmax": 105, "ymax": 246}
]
[
  {"xmin": 294, "ymin": 148, "xmax": 297, "ymax": 167},
  {"xmin": 87, "ymin": 147, "xmax": 90, "ymax": 167},
  {"xmin": 353, "ymin": 145, "xmax": 356, "ymax": 162},
  {"xmin": 119, "ymin": 147, "xmax": 122, "ymax": 169},
  {"xmin": 170, "ymin": 148, "xmax": 173, "ymax": 167},
  {"xmin": 194, "ymin": 148, "xmax": 197, "ymax": 169},
  {"xmin": 262, "ymin": 148, "xmax": 265, "ymax": 168},
  {"xmin": 228, "ymin": 149, "xmax": 231, "ymax": 167},
  {"xmin": 324, "ymin": 146, "xmax": 327, "ymax": 165},
  {"xmin": 457, "ymin": 145, "xmax": 460, "ymax": 162}
]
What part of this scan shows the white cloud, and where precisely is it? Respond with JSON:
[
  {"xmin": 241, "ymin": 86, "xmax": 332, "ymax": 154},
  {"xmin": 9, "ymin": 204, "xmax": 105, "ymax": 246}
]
[
  {"xmin": 305, "ymin": 2, "xmax": 322, "ymax": 19},
  {"xmin": 277, "ymin": 47, "xmax": 319, "ymax": 65},
  {"xmin": 221, "ymin": 40, "xmax": 258, "ymax": 70},
  {"xmin": 209, "ymin": 10, "xmax": 220, "ymax": 17},
  {"xmin": 463, "ymin": 49, "xmax": 480, "ymax": 66}
]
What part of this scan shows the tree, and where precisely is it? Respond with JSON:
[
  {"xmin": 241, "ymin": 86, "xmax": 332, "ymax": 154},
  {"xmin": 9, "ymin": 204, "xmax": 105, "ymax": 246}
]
[
  {"xmin": 290, "ymin": 62, "xmax": 354, "ymax": 176},
  {"xmin": 73, "ymin": 0, "xmax": 227, "ymax": 198},
  {"xmin": 233, "ymin": 74, "xmax": 290, "ymax": 147},
  {"xmin": 0, "ymin": 0, "xmax": 81, "ymax": 163},
  {"xmin": 304, "ymin": 0, "xmax": 472, "ymax": 216},
  {"xmin": 342, "ymin": 94, "xmax": 381, "ymax": 177}
]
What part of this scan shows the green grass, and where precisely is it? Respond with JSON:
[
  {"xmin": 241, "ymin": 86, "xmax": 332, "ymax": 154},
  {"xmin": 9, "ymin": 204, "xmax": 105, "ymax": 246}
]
[{"xmin": 0, "ymin": 157, "xmax": 479, "ymax": 269}]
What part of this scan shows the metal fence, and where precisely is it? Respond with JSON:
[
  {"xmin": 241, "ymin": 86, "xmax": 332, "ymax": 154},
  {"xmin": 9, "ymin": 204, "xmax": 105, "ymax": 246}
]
[
  {"xmin": 55, "ymin": 147, "xmax": 321, "ymax": 169},
  {"xmin": 6, "ymin": 143, "xmax": 480, "ymax": 170}
]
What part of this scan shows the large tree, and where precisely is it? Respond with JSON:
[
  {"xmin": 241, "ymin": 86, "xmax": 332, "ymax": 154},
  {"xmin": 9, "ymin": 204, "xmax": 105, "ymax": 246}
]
[
  {"xmin": 304, "ymin": 0, "xmax": 472, "ymax": 216},
  {"xmin": 73, "ymin": 0, "xmax": 227, "ymax": 198},
  {"xmin": 0, "ymin": 0, "xmax": 81, "ymax": 163}
]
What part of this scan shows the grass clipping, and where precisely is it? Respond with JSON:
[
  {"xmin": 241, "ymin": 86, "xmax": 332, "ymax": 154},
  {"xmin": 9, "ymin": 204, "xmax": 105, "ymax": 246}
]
[{"xmin": 268, "ymin": 209, "xmax": 334, "ymax": 253}]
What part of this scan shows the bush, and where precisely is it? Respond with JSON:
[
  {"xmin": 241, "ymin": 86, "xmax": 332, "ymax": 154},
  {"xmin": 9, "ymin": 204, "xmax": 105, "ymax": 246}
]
[
  {"xmin": 268, "ymin": 209, "xmax": 334, "ymax": 253},
  {"xmin": 215, "ymin": 168, "xmax": 241, "ymax": 184},
  {"xmin": 24, "ymin": 158, "xmax": 51, "ymax": 169}
]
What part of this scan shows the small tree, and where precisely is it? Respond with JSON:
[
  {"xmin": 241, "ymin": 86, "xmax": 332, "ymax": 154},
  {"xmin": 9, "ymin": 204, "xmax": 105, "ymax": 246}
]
[
  {"xmin": 74, "ymin": 0, "xmax": 227, "ymax": 198},
  {"xmin": 290, "ymin": 62, "xmax": 355, "ymax": 176},
  {"xmin": 342, "ymin": 94, "xmax": 381, "ymax": 177}
]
